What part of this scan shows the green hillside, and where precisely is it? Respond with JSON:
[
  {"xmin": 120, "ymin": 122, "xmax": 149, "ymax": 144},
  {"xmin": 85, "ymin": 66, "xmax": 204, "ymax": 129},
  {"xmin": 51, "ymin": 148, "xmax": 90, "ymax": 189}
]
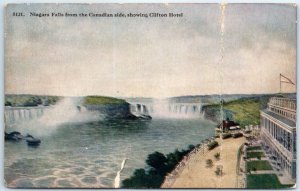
[
  {"xmin": 5, "ymin": 94, "xmax": 60, "ymax": 107},
  {"xmin": 83, "ymin": 96, "xmax": 126, "ymax": 105},
  {"xmin": 204, "ymin": 96, "xmax": 273, "ymax": 127},
  {"xmin": 223, "ymin": 98, "xmax": 261, "ymax": 126}
]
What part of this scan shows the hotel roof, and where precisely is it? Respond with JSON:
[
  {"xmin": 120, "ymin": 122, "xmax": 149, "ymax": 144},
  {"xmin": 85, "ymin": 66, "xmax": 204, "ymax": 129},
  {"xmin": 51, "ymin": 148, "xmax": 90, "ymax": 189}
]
[{"xmin": 262, "ymin": 109, "xmax": 296, "ymax": 128}]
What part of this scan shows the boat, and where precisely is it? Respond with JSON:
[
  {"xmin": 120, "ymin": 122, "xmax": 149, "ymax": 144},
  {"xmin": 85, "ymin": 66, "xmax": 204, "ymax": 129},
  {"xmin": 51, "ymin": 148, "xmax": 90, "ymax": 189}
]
[
  {"xmin": 138, "ymin": 114, "xmax": 152, "ymax": 120},
  {"xmin": 25, "ymin": 134, "xmax": 41, "ymax": 146},
  {"xmin": 5, "ymin": 131, "xmax": 23, "ymax": 141},
  {"xmin": 26, "ymin": 138, "xmax": 41, "ymax": 146}
]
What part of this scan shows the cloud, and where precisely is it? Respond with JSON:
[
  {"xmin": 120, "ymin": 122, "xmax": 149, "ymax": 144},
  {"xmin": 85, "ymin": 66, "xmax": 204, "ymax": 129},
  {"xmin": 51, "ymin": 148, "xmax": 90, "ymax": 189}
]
[{"xmin": 5, "ymin": 4, "xmax": 296, "ymax": 97}]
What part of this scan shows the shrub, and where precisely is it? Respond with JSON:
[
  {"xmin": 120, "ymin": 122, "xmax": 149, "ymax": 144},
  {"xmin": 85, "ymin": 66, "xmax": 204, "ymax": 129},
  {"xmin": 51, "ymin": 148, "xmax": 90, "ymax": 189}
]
[
  {"xmin": 215, "ymin": 166, "xmax": 223, "ymax": 176},
  {"xmin": 215, "ymin": 129, "xmax": 221, "ymax": 133},
  {"xmin": 222, "ymin": 133, "xmax": 232, "ymax": 139},
  {"xmin": 122, "ymin": 144, "xmax": 196, "ymax": 188},
  {"xmin": 188, "ymin": 144, "xmax": 195, "ymax": 151},
  {"xmin": 232, "ymin": 132, "xmax": 243, "ymax": 138},
  {"xmin": 5, "ymin": 101, "xmax": 12, "ymax": 106},
  {"xmin": 122, "ymin": 168, "xmax": 164, "ymax": 188},
  {"xmin": 207, "ymin": 141, "xmax": 219, "ymax": 150},
  {"xmin": 146, "ymin": 152, "xmax": 167, "ymax": 174},
  {"xmin": 244, "ymin": 130, "xmax": 252, "ymax": 134},
  {"xmin": 206, "ymin": 159, "xmax": 213, "ymax": 168},
  {"xmin": 214, "ymin": 152, "xmax": 220, "ymax": 160}
]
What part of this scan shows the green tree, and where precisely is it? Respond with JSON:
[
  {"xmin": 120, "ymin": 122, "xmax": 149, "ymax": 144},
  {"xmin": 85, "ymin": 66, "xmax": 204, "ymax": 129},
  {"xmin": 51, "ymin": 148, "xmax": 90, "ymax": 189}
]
[{"xmin": 146, "ymin": 151, "xmax": 167, "ymax": 174}]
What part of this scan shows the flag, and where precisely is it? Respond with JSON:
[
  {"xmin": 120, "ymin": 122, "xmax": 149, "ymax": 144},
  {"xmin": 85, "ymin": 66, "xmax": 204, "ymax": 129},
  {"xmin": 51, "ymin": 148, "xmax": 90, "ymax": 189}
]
[{"xmin": 280, "ymin": 73, "xmax": 295, "ymax": 85}]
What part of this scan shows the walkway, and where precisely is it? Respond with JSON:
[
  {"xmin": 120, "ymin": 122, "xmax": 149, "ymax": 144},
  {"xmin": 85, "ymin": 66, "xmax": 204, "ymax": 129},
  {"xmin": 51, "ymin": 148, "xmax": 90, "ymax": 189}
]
[{"xmin": 165, "ymin": 137, "xmax": 246, "ymax": 188}]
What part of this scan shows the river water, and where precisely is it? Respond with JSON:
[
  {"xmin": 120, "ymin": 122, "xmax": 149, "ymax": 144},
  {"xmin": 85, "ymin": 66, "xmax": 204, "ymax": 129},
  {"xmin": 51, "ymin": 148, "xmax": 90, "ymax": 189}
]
[{"xmin": 5, "ymin": 116, "xmax": 216, "ymax": 188}]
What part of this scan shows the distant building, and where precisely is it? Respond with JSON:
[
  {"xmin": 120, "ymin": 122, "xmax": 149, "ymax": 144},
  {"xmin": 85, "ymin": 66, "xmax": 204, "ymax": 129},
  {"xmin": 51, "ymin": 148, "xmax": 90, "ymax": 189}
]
[
  {"xmin": 260, "ymin": 97, "xmax": 296, "ymax": 180},
  {"xmin": 217, "ymin": 118, "xmax": 239, "ymax": 131}
]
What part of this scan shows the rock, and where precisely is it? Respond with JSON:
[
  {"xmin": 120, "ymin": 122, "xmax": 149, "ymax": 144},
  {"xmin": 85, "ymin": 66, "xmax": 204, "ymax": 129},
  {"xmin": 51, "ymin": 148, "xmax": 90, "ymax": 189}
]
[{"xmin": 5, "ymin": 131, "xmax": 23, "ymax": 141}]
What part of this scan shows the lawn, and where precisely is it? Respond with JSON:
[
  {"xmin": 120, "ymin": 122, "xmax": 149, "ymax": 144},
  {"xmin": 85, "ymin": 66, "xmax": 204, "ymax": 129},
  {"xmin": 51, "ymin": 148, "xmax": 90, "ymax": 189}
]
[
  {"xmin": 247, "ymin": 151, "xmax": 265, "ymax": 159},
  {"xmin": 222, "ymin": 98, "xmax": 261, "ymax": 127},
  {"xmin": 84, "ymin": 96, "xmax": 126, "ymax": 105},
  {"xmin": 203, "ymin": 97, "xmax": 266, "ymax": 127},
  {"xmin": 247, "ymin": 174, "xmax": 294, "ymax": 189},
  {"xmin": 246, "ymin": 146, "xmax": 262, "ymax": 151},
  {"xmin": 246, "ymin": 160, "xmax": 272, "ymax": 171}
]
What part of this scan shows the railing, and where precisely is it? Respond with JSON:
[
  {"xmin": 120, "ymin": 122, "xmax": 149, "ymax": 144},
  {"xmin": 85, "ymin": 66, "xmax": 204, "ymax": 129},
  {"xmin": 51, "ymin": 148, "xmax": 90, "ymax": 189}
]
[
  {"xmin": 269, "ymin": 97, "xmax": 296, "ymax": 111},
  {"xmin": 268, "ymin": 104, "xmax": 296, "ymax": 122},
  {"xmin": 236, "ymin": 144, "xmax": 246, "ymax": 188}
]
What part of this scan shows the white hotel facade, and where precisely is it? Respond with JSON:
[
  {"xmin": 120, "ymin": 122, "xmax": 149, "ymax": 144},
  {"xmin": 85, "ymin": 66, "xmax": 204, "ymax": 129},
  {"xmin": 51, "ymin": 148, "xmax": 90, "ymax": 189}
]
[{"xmin": 260, "ymin": 97, "xmax": 296, "ymax": 180}]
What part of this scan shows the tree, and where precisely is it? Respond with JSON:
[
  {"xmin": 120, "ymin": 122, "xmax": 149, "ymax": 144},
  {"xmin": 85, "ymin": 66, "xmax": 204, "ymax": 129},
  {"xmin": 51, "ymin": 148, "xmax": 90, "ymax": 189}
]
[
  {"xmin": 23, "ymin": 97, "xmax": 38, "ymax": 107},
  {"xmin": 5, "ymin": 101, "xmax": 12, "ymax": 106},
  {"xmin": 214, "ymin": 152, "xmax": 221, "ymax": 160},
  {"xmin": 165, "ymin": 153, "xmax": 178, "ymax": 172},
  {"xmin": 188, "ymin": 144, "xmax": 195, "ymax": 151},
  {"xmin": 215, "ymin": 165, "xmax": 223, "ymax": 176},
  {"xmin": 146, "ymin": 152, "xmax": 167, "ymax": 174},
  {"xmin": 206, "ymin": 159, "xmax": 213, "ymax": 168},
  {"xmin": 122, "ymin": 169, "xmax": 148, "ymax": 188}
]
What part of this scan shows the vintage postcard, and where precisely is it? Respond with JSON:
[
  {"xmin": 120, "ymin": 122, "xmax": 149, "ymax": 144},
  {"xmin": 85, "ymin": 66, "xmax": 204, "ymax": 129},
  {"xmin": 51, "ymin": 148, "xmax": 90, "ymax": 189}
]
[{"xmin": 4, "ymin": 3, "xmax": 296, "ymax": 189}]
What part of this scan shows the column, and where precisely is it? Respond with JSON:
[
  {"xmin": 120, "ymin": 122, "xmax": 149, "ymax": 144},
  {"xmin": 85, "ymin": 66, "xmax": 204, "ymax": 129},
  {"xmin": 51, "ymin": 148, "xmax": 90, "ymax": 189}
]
[
  {"xmin": 275, "ymin": 124, "xmax": 278, "ymax": 140},
  {"xmin": 283, "ymin": 130, "xmax": 286, "ymax": 148},
  {"xmin": 271, "ymin": 122, "xmax": 274, "ymax": 137},
  {"xmin": 288, "ymin": 132, "xmax": 291, "ymax": 152}
]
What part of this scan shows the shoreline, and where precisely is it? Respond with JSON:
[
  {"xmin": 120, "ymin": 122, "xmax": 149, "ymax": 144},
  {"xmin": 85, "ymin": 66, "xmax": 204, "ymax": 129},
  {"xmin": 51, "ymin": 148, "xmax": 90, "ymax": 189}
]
[
  {"xmin": 161, "ymin": 136, "xmax": 215, "ymax": 188},
  {"xmin": 162, "ymin": 137, "xmax": 246, "ymax": 188}
]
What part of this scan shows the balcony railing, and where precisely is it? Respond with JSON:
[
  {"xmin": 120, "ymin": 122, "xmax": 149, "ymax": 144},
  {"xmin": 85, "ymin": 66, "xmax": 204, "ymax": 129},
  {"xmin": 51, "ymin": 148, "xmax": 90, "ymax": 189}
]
[{"xmin": 269, "ymin": 97, "xmax": 296, "ymax": 111}]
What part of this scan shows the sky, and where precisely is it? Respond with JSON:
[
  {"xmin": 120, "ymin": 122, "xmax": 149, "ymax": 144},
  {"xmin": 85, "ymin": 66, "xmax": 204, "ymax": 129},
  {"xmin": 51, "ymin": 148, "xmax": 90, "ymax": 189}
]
[{"xmin": 5, "ymin": 3, "xmax": 297, "ymax": 98}]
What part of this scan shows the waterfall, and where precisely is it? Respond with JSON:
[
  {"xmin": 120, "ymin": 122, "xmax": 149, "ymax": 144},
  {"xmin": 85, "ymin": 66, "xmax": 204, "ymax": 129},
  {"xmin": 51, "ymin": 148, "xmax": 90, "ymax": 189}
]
[
  {"xmin": 4, "ymin": 98, "xmax": 103, "ymax": 136},
  {"xmin": 129, "ymin": 100, "xmax": 203, "ymax": 119},
  {"xmin": 4, "ymin": 107, "xmax": 47, "ymax": 125}
]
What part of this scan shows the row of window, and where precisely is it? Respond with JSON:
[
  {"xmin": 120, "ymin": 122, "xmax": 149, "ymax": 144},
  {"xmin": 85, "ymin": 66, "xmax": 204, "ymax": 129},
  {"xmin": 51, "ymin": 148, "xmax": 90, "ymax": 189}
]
[
  {"xmin": 269, "ymin": 98, "xmax": 296, "ymax": 110},
  {"xmin": 261, "ymin": 116, "xmax": 296, "ymax": 153},
  {"xmin": 262, "ymin": 137, "xmax": 294, "ymax": 177},
  {"xmin": 269, "ymin": 106, "xmax": 296, "ymax": 122}
]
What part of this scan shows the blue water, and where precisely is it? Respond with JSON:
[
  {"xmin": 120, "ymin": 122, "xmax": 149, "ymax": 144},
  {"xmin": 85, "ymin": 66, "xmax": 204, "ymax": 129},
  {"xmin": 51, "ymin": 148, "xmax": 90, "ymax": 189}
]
[{"xmin": 5, "ymin": 118, "xmax": 215, "ymax": 188}]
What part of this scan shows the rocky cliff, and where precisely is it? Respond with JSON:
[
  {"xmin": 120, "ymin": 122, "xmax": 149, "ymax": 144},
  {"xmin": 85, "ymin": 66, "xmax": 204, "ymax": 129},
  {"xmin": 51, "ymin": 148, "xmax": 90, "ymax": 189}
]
[{"xmin": 84, "ymin": 102, "xmax": 137, "ymax": 119}]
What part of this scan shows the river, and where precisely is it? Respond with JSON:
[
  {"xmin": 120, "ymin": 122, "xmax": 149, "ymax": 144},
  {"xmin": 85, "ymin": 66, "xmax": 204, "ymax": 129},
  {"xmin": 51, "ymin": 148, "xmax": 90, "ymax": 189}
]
[{"xmin": 5, "ymin": 109, "xmax": 216, "ymax": 188}]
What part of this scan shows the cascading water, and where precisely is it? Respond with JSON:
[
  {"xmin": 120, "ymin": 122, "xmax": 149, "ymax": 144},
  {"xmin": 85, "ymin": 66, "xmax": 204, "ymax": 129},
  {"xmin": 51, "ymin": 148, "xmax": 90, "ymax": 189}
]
[
  {"xmin": 5, "ymin": 97, "xmax": 103, "ymax": 137},
  {"xmin": 4, "ymin": 107, "xmax": 45, "ymax": 124},
  {"xmin": 129, "ymin": 100, "xmax": 203, "ymax": 119}
]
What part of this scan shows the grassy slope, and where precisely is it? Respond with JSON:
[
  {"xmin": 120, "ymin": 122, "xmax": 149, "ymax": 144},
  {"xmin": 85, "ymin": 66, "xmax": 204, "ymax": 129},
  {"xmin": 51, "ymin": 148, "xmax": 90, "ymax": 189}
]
[
  {"xmin": 246, "ymin": 160, "xmax": 273, "ymax": 171},
  {"xmin": 246, "ymin": 151, "xmax": 265, "ymax": 158},
  {"xmin": 247, "ymin": 174, "xmax": 294, "ymax": 189},
  {"xmin": 246, "ymin": 146, "xmax": 262, "ymax": 151},
  {"xmin": 204, "ymin": 97, "xmax": 268, "ymax": 127},
  {"xmin": 223, "ymin": 98, "xmax": 261, "ymax": 127},
  {"xmin": 83, "ymin": 96, "xmax": 126, "ymax": 105}
]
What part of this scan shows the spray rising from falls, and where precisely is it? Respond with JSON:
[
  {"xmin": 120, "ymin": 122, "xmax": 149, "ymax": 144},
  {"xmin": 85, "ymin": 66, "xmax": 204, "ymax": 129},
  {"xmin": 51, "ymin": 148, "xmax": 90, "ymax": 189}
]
[
  {"xmin": 9, "ymin": 97, "xmax": 103, "ymax": 137},
  {"xmin": 114, "ymin": 158, "xmax": 127, "ymax": 188},
  {"xmin": 130, "ymin": 100, "xmax": 204, "ymax": 119}
]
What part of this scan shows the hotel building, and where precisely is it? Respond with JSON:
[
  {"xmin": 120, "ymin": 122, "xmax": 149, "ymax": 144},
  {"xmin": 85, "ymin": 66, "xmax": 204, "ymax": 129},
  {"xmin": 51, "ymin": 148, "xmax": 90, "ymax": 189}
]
[{"xmin": 260, "ymin": 97, "xmax": 296, "ymax": 180}]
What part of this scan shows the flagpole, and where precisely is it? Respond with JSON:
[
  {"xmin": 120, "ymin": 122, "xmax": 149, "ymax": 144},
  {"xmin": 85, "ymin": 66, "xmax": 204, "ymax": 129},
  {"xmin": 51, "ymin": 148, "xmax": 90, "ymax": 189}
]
[
  {"xmin": 279, "ymin": 73, "xmax": 295, "ymax": 94},
  {"xmin": 280, "ymin": 73, "xmax": 282, "ymax": 94}
]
